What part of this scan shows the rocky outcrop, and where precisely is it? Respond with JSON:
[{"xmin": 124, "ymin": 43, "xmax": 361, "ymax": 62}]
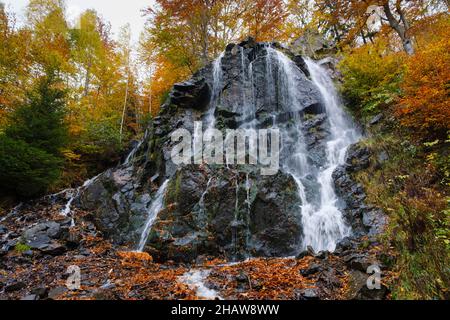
[
  {"xmin": 333, "ymin": 144, "xmax": 387, "ymax": 237},
  {"xmin": 73, "ymin": 39, "xmax": 384, "ymax": 263},
  {"xmin": 143, "ymin": 165, "xmax": 302, "ymax": 262},
  {"xmin": 290, "ymin": 30, "xmax": 337, "ymax": 58},
  {"xmin": 73, "ymin": 40, "xmax": 325, "ymax": 262}
]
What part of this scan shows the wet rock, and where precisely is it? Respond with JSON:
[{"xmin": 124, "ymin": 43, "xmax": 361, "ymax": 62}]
[
  {"xmin": 144, "ymin": 166, "xmax": 303, "ymax": 262},
  {"xmin": 319, "ymin": 268, "xmax": 342, "ymax": 289},
  {"xmin": 22, "ymin": 250, "xmax": 33, "ymax": 257},
  {"xmin": 362, "ymin": 210, "xmax": 387, "ymax": 236},
  {"xmin": 3, "ymin": 239, "xmax": 19, "ymax": 252},
  {"xmin": 170, "ymin": 78, "xmax": 211, "ymax": 111},
  {"xmin": 100, "ymin": 281, "xmax": 116, "ymax": 290},
  {"xmin": 23, "ymin": 222, "xmax": 62, "ymax": 250},
  {"xmin": 300, "ymin": 264, "xmax": 321, "ymax": 277},
  {"xmin": 333, "ymin": 144, "xmax": 386, "ymax": 236},
  {"xmin": 5, "ymin": 281, "xmax": 26, "ymax": 293},
  {"xmin": 27, "ymin": 234, "xmax": 51, "ymax": 250},
  {"xmin": 65, "ymin": 230, "xmax": 82, "ymax": 249},
  {"xmin": 297, "ymin": 246, "xmax": 316, "ymax": 259},
  {"xmin": 0, "ymin": 224, "xmax": 7, "ymax": 234},
  {"xmin": 369, "ymin": 114, "xmax": 383, "ymax": 126},
  {"xmin": 30, "ymin": 287, "xmax": 49, "ymax": 299},
  {"xmin": 346, "ymin": 270, "xmax": 388, "ymax": 300},
  {"xmin": 292, "ymin": 55, "xmax": 310, "ymax": 77},
  {"xmin": 314, "ymin": 251, "xmax": 329, "ymax": 260},
  {"xmin": 335, "ymin": 237, "xmax": 354, "ymax": 253},
  {"xmin": 344, "ymin": 254, "xmax": 374, "ymax": 273},
  {"xmin": 21, "ymin": 294, "xmax": 38, "ymax": 300},
  {"xmin": 48, "ymin": 286, "xmax": 68, "ymax": 300},
  {"xmin": 344, "ymin": 144, "xmax": 371, "ymax": 172},
  {"xmin": 296, "ymin": 288, "xmax": 320, "ymax": 300},
  {"xmin": 24, "ymin": 221, "xmax": 61, "ymax": 240},
  {"xmin": 40, "ymin": 242, "xmax": 67, "ymax": 256}
]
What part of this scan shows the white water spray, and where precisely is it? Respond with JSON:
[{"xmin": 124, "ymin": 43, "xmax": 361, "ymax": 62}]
[
  {"xmin": 178, "ymin": 269, "xmax": 221, "ymax": 300},
  {"xmin": 136, "ymin": 180, "xmax": 170, "ymax": 252},
  {"xmin": 61, "ymin": 174, "xmax": 102, "ymax": 218},
  {"xmin": 204, "ymin": 52, "xmax": 224, "ymax": 129},
  {"xmin": 264, "ymin": 48, "xmax": 361, "ymax": 252}
]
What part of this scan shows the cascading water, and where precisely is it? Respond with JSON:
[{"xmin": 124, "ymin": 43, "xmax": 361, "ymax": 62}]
[
  {"xmin": 204, "ymin": 52, "xmax": 224, "ymax": 129},
  {"xmin": 136, "ymin": 180, "xmax": 170, "ymax": 252},
  {"xmin": 264, "ymin": 48, "xmax": 360, "ymax": 252},
  {"xmin": 124, "ymin": 140, "xmax": 143, "ymax": 165},
  {"xmin": 178, "ymin": 270, "xmax": 221, "ymax": 300},
  {"xmin": 61, "ymin": 173, "xmax": 102, "ymax": 221},
  {"xmin": 301, "ymin": 58, "xmax": 361, "ymax": 252}
]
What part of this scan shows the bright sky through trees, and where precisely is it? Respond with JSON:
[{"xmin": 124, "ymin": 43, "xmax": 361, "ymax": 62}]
[{"xmin": 3, "ymin": 0, "xmax": 152, "ymax": 42}]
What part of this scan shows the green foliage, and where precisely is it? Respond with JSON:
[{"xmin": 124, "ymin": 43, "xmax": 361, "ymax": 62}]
[
  {"xmin": 353, "ymin": 127, "xmax": 450, "ymax": 299},
  {"xmin": 76, "ymin": 117, "xmax": 124, "ymax": 158},
  {"xmin": 5, "ymin": 73, "xmax": 68, "ymax": 156},
  {"xmin": 0, "ymin": 135, "xmax": 62, "ymax": 197},
  {"xmin": 15, "ymin": 242, "xmax": 31, "ymax": 253},
  {"xmin": 0, "ymin": 73, "xmax": 67, "ymax": 198},
  {"xmin": 338, "ymin": 40, "xmax": 404, "ymax": 117}
]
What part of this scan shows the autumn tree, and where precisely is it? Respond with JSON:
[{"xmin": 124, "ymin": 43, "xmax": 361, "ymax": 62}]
[
  {"xmin": 241, "ymin": 0, "xmax": 287, "ymax": 41},
  {"xmin": 71, "ymin": 10, "xmax": 105, "ymax": 97},
  {"xmin": 26, "ymin": 0, "xmax": 72, "ymax": 73},
  {"xmin": 311, "ymin": 0, "xmax": 448, "ymax": 55},
  {"xmin": 398, "ymin": 15, "xmax": 450, "ymax": 137},
  {"xmin": 141, "ymin": 0, "xmax": 290, "ymax": 114},
  {"xmin": 0, "ymin": 4, "xmax": 32, "ymax": 120}
]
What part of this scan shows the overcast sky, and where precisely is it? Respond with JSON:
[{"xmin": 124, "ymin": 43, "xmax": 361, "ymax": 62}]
[{"xmin": 3, "ymin": 0, "xmax": 153, "ymax": 42}]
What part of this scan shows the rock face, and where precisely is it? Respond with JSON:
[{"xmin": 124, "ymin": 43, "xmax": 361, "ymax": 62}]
[
  {"xmin": 333, "ymin": 144, "xmax": 387, "ymax": 236},
  {"xmin": 290, "ymin": 30, "xmax": 337, "ymax": 58},
  {"xmin": 75, "ymin": 39, "xmax": 384, "ymax": 262},
  {"xmin": 145, "ymin": 166, "xmax": 302, "ymax": 261}
]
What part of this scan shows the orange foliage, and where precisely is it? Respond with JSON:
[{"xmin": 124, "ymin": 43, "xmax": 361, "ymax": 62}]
[
  {"xmin": 117, "ymin": 251, "xmax": 153, "ymax": 263},
  {"xmin": 146, "ymin": 56, "xmax": 191, "ymax": 115},
  {"xmin": 211, "ymin": 257, "xmax": 318, "ymax": 300},
  {"xmin": 242, "ymin": 0, "xmax": 287, "ymax": 42},
  {"xmin": 398, "ymin": 16, "xmax": 450, "ymax": 136}
]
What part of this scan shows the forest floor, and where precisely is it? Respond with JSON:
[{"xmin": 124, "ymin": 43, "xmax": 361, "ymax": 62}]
[{"xmin": 0, "ymin": 200, "xmax": 394, "ymax": 301}]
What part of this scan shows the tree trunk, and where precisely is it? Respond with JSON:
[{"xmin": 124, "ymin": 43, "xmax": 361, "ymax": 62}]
[
  {"xmin": 83, "ymin": 58, "xmax": 92, "ymax": 97},
  {"xmin": 120, "ymin": 76, "xmax": 129, "ymax": 145},
  {"xmin": 382, "ymin": 2, "xmax": 415, "ymax": 55}
]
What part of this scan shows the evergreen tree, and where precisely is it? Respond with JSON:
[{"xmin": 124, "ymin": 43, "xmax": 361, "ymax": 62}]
[
  {"xmin": 0, "ymin": 72, "xmax": 68, "ymax": 197},
  {"xmin": 5, "ymin": 72, "xmax": 68, "ymax": 156}
]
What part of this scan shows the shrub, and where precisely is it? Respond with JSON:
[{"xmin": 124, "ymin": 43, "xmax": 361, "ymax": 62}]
[
  {"xmin": 338, "ymin": 39, "xmax": 405, "ymax": 117},
  {"xmin": 0, "ymin": 135, "xmax": 62, "ymax": 197}
]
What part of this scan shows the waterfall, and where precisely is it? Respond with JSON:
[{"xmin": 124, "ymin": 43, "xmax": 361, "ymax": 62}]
[
  {"xmin": 302, "ymin": 58, "xmax": 361, "ymax": 252},
  {"xmin": 124, "ymin": 140, "xmax": 144, "ymax": 165},
  {"xmin": 123, "ymin": 128, "xmax": 152, "ymax": 165},
  {"xmin": 197, "ymin": 178, "xmax": 213, "ymax": 221},
  {"xmin": 204, "ymin": 52, "xmax": 224, "ymax": 129},
  {"xmin": 61, "ymin": 173, "xmax": 102, "ymax": 218},
  {"xmin": 136, "ymin": 180, "xmax": 170, "ymax": 252},
  {"xmin": 264, "ymin": 48, "xmax": 361, "ymax": 252}
]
